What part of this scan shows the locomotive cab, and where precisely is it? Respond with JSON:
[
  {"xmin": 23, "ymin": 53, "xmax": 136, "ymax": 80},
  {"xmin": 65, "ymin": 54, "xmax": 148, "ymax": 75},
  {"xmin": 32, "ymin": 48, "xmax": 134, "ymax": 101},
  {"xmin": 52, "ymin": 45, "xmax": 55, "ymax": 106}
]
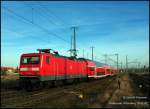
[
  {"xmin": 19, "ymin": 54, "xmax": 41, "ymax": 76},
  {"xmin": 19, "ymin": 49, "xmax": 52, "ymax": 77},
  {"xmin": 19, "ymin": 49, "xmax": 53, "ymax": 90}
]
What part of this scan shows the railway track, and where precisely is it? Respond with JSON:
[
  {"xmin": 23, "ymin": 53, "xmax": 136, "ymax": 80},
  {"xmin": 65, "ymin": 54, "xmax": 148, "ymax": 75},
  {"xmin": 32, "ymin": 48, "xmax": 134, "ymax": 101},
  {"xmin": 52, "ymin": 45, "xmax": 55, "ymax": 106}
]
[
  {"xmin": 1, "ymin": 75, "xmax": 118, "ymax": 108},
  {"xmin": 129, "ymin": 73, "xmax": 149, "ymax": 97}
]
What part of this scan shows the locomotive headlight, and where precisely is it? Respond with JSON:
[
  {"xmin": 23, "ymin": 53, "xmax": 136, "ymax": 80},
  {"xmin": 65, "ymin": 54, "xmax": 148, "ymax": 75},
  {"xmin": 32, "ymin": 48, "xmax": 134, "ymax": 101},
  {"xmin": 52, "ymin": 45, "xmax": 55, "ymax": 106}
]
[
  {"xmin": 32, "ymin": 67, "xmax": 39, "ymax": 71},
  {"xmin": 20, "ymin": 68, "xmax": 28, "ymax": 71},
  {"xmin": 20, "ymin": 67, "xmax": 39, "ymax": 71}
]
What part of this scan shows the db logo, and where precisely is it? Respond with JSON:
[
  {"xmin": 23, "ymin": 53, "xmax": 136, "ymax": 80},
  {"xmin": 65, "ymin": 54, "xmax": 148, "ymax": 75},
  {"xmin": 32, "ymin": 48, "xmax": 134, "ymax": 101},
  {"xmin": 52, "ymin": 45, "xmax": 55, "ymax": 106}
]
[
  {"xmin": 70, "ymin": 66, "xmax": 72, "ymax": 70},
  {"xmin": 28, "ymin": 68, "xmax": 32, "ymax": 71}
]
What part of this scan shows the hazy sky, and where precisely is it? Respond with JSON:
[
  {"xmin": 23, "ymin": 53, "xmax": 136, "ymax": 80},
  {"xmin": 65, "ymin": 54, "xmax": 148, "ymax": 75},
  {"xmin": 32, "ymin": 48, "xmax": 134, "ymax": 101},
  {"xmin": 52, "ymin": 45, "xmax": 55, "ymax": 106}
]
[{"xmin": 1, "ymin": 1, "xmax": 149, "ymax": 68}]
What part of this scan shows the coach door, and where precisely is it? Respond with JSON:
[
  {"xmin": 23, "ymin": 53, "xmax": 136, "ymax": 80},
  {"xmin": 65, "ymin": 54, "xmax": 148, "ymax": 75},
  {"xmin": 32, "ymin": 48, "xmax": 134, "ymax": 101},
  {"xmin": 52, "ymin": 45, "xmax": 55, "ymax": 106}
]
[
  {"xmin": 53, "ymin": 61, "xmax": 58, "ymax": 80},
  {"xmin": 45, "ymin": 55, "xmax": 51, "ymax": 76}
]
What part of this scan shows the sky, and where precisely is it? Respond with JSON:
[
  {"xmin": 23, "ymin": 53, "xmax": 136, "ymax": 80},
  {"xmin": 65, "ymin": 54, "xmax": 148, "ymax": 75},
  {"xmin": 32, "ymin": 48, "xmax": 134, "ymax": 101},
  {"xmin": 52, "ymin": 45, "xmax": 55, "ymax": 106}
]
[{"xmin": 1, "ymin": 1, "xmax": 149, "ymax": 68}]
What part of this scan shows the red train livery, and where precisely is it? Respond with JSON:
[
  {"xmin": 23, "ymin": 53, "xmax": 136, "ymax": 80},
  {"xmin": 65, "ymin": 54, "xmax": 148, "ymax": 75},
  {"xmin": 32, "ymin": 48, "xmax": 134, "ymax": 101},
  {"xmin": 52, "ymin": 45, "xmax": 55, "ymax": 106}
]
[{"xmin": 19, "ymin": 49, "xmax": 117, "ymax": 90}]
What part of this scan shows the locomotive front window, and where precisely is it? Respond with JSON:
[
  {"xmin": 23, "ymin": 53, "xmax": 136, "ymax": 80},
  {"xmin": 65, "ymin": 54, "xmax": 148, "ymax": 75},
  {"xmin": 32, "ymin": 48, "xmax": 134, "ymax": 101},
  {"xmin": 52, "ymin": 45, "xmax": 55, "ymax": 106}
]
[{"xmin": 21, "ymin": 56, "xmax": 40, "ymax": 64}]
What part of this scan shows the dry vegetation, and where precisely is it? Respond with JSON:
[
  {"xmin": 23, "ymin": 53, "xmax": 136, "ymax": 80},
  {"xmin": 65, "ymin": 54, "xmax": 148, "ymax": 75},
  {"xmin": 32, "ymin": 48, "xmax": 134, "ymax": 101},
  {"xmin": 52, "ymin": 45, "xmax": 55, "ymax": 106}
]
[{"xmin": 1, "ymin": 72, "xmax": 149, "ymax": 108}]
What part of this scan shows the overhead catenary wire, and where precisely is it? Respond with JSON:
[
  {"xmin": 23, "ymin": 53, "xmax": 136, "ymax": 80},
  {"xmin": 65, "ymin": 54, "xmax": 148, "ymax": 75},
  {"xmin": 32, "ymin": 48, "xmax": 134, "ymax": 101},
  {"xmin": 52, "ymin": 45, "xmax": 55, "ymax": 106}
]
[
  {"xmin": 3, "ymin": 28, "xmax": 57, "ymax": 45},
  {"xmin": 3, "ymin": 6, "xmax": 104, "ymax": 58},
  {"xmin": 32, "ymin": 7, "xmax": 58, "ymax": 26},
  {"xmin": 30, "ymin": 2, "xmax": 69, "ymax": 33},
  {"xmin": 24, "ymin": 3, "xmax": 70, "ymax": 40},
  {"xmin": 94, "ymin": 56, "xmax": 105, "ymax": 62},
  {"xmin": 2, "ymin": 5, "xmax": 144, "ymax": 68},
  {"xmin": 40, "ymin": 5, "xmax": 68, "ymax": 26},
  {"xmin": 2, "ymin": 6, "xmax": 70, "ymax": 44},
  {"xmin": 37, "ymin": 7, "xmax": 69, "ymax": 34},
  {"xmin": 30, "ymin": 6, "xmax": 68, "ymax": 35},
  {"xmin": 36, "ymin": 4, "xmax": 108, "ymax": 35}
]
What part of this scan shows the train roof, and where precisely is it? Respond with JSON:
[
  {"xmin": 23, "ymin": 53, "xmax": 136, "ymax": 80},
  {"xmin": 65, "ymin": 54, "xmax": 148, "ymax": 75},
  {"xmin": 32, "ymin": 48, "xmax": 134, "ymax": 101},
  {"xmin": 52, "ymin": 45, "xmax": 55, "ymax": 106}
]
[
  {"xmin": 77, "ymin": 58, "xmax": 108, "ymax": 67},
  {"xmin": 21, "ymin": 49, "xmax": 109, "ymax": 66},
  {"xmin": 94, "ymin": 61, "xmax": 108, "ymax": 67}
]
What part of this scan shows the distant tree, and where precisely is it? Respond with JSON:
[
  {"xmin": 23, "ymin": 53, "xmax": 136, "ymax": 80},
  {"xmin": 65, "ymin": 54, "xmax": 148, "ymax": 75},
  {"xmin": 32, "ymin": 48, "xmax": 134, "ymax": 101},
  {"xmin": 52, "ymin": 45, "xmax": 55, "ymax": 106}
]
[{"xmin": 1, "ymin": 69, "xmax": 7, "ymax": 75}]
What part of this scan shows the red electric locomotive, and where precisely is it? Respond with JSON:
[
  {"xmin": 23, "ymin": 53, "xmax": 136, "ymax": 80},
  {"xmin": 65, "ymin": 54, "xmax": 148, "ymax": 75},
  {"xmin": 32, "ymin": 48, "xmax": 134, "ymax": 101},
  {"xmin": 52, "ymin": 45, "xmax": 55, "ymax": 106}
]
[{"xmin": 19, "ymin": 49, "xmax": 96, "ymax": 90}]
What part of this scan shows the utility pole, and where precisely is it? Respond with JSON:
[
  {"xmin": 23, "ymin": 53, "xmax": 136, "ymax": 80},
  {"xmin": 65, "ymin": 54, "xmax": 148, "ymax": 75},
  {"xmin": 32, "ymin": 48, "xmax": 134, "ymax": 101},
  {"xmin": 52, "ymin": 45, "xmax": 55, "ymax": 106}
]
[
  {"xmin": 83, "ymin": 49, "xmax": 84, "ymax": 58},
  {"xmin": 126, "ymin": 55, "xmax": 128, "ymax": 72},
  {"xmin": 70, "ymin": 33, "xmax": 73, "ymax": 56},
  {"xmin": 104, "ymin": 53, "xmax": 119, "ymax": 71},
  {"xmin": 73, "ymin": 27, "xmax": 77, "ymax": 57},
  {"xmin": 104, "ymin": 54, "xmax": 108, "ymax": 64},
  {"xmin": 121, "ymin": 62, "xmax": 122, "ymax": 69},
  {"xmin": 70, "ymin": 26, "xmax": 77, "ymax": 58},
  {"xmin": 138, "ymin": 62, "xmax": 140, "ymax": 72},
  {"xmin": 138, "ymin": 62, "xmax": 140, "ymax": 68},
  {"xmin": 90, "ymin": 46, "xmax": 95, "ymax": 61},
  {"xmin": 115, "ymin": 53, "xmax": 119, "ymax": 72}
]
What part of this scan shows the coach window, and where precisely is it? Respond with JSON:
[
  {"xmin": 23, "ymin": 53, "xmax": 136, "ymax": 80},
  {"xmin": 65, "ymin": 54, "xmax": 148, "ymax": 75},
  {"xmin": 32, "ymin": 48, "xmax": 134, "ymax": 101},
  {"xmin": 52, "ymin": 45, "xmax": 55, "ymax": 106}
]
[
  {"xmin": 46, "ymin": 56, "xmax": 50, "ymax": 64},
  {"xmin": 107, "ymin": 69, "xmax": 110, "ymax": 72},
  {"xmin": 90, "ymin": 67, "xmax": 94, "ymax": 71}
]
